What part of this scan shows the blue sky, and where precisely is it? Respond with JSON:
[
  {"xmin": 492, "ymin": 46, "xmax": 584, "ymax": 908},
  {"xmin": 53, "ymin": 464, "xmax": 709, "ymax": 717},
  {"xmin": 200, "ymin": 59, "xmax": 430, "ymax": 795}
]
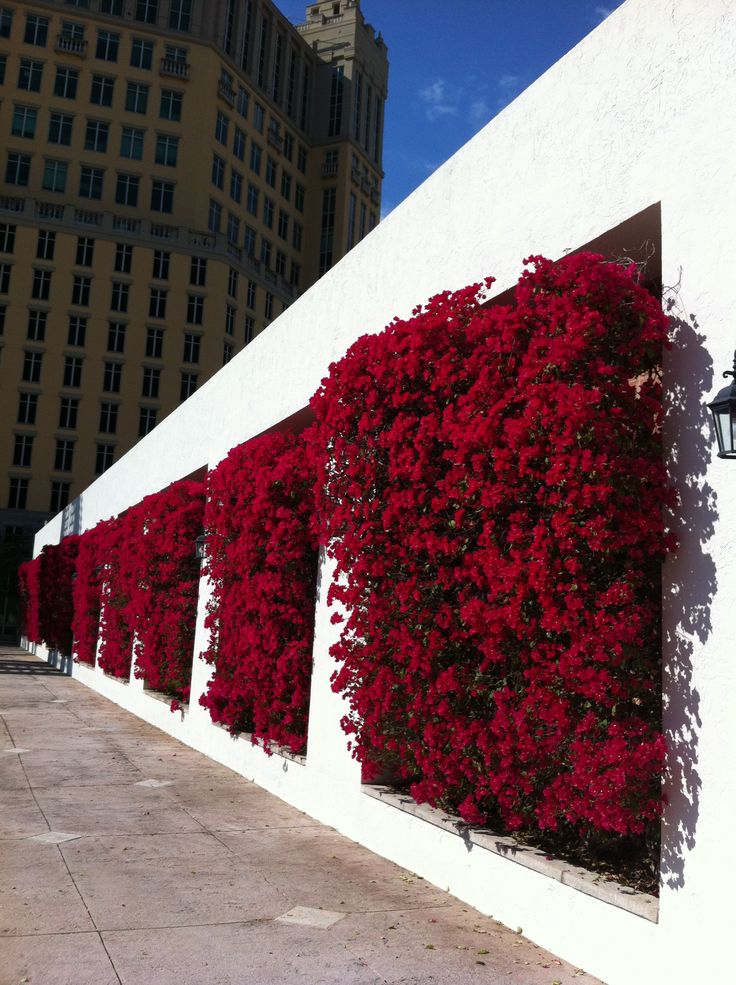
[{"xmin": 277, "ymin": 0, "xmax": 626, "ymax": 215}]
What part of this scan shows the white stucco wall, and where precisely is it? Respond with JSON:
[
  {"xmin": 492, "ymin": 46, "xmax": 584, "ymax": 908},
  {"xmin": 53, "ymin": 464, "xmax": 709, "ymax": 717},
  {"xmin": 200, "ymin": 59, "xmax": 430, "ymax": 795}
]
[{"xmin": 29, "ymin": 1, "xmax": 736, "ymax": 982}]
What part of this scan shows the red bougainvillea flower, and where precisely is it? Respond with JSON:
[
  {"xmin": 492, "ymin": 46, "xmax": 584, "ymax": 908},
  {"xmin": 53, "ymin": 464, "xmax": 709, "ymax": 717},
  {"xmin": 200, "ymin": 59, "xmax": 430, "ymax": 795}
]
[
  {"xmin": 200, "ymin": 430, "xmax": 318, "ymax": 755},
  {"xmin": 309, "ymin": 253, "xmax": 675, "ymax": 839}
]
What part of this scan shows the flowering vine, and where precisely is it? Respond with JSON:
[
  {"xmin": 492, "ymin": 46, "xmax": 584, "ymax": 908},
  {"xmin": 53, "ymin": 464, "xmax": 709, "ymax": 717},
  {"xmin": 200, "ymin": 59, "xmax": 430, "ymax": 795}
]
[
  {"xmin": 200, "ymin": 431, "xmax": 318, "ymax": 754},
  {"xmin": 309, "ymin": 253, "xmax": 675, "ymax": 838}
]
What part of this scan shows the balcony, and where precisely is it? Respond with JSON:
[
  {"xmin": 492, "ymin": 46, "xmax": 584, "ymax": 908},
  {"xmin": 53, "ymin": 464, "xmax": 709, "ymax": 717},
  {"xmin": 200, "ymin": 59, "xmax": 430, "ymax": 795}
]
[
  {"xmin": 218, "ymin": 79, "xmax": 236, "ymax": 106},
  {"xmin": 322, "ymin": 161, "xmax": 339, "ymax": 178},
  {"xmin": 0, "ymin": 195, "xmax": 25, "ymax": 214},
  {"xmin": 160, "ymin": 57, "xmax": 190, "ymax": 80},
  {"xmin": 74, "ymin": 208, "xmax": 101, "ymax": 226},
  {"xmin": 35, "ymin": 202, "xmax": 64, "ymax": 221},
  {"xmin": 55, "ymin": 35, "xmax": 87, "ymax": 57},
  {"xmin": 187, "ymin": 230, "xmax": 216, "ymax": 249},
  {"xmin": 112, "ymin": 215, "xmax": 141, "ymax": 234},
  {"xmin": 150, "ymin": 222, "xmax": 177, "ymax": 241}
]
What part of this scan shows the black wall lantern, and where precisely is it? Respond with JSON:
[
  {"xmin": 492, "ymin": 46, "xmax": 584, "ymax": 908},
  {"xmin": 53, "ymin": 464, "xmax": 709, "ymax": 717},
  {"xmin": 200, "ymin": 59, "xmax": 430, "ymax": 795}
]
[
  {"xmin": 707, "ymin": 351, "xmax": 736, "ymax": 458},
  {"xmin": 194, "ymin": 533, "xmax": 207, "ymax": 561}
]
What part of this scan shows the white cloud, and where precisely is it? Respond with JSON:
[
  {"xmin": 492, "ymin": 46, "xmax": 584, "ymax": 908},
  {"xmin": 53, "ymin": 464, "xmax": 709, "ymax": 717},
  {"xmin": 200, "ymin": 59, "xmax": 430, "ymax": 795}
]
[
  {"xmin": 418, "ymin": 78, "xmax": 459, "ymax": 122},
  {"xmin": 468, "ymin": 98, "xmax": 490, "ymax": 126},
  {"xmin": 595, "ymin": 5, "xmax": 614, "ymax": 19}
]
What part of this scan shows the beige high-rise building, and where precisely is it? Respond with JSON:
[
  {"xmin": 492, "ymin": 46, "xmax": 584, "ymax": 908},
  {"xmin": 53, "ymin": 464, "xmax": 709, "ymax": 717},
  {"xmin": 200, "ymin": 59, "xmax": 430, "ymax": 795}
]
[{"xmin": 0, "ymin": 0, "xmax": 388, "ymax": 632}]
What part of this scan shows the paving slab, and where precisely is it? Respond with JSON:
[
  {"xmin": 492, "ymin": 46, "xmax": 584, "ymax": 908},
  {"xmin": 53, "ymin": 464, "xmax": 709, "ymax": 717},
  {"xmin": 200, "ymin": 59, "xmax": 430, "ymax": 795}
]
[{"xmin": 0, "ymin": 646, "xmax": 605, "ymax": 985}]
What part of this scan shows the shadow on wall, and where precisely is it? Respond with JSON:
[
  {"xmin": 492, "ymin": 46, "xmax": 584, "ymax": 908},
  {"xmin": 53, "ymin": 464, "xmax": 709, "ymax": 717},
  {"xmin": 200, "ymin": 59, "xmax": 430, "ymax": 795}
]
[{"xmin": 660, "ymin": 308, "xmax": 716, "ymax": 891}]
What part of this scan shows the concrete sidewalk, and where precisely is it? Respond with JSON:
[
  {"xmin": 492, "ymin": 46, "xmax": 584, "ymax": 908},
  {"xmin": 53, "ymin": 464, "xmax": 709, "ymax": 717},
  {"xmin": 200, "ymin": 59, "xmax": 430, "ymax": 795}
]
[{"xmin": 0, "ymin": 646, "xmax": 604, "ymax": 985}]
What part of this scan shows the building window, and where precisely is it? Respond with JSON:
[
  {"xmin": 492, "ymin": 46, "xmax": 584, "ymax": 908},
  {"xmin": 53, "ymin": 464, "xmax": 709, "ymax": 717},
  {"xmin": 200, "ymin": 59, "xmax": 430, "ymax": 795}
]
[
  {"xmin": 18, "ymin": 58, "xmax": 43, "ymax": 92},
  {"xmin": 180, "ymin": 372, "xmax": 198, "ymax": 401},
  {"xmin": 246, "ymin": 279, "xmax": 256, "ymax": 310},
  {"xmin": 155, "ymin": 134, "xmax": 179, "ymax": 167},
  {"xmin": 32, "ymin": 269, "xmax": 52, "ymax": 300},
  {"xmin": 237, "ymin": 85, "xmax": 249, "ymax": 116},
  {"xmin": 160, "ymin": 89, "xmax": 183, "ymax": 121},
  {"xmin": 292, "ymin": 222, "xmax": 303, "ymax": 251},
  {"xmin": 96, "ymin": 30, "xmax": 119, "ymax": 62},
  {"xmin": 18, "ymin": 393, "xmax": 38, "ymax": 426},
  {"xmin": 107, "ymin": 321, "xmax": 126, "ymax": 353},
  {"xmin": 79, "ymin": 166, "xmax": 104, "ymax": 199},
  {"xmin": 226, "ymin": 213, "xmax": 240, "ymax": 244},
  {"xmin": 233, "ymin": 127, "xmax": 246, "ymax": 161},
  {"xmin": 278, "ymin": 210, "xmax": 289, "ymax": 241},
  {"xmin": 63, "ymin": 356, "xmax": 82, "ymax": 388},
  {"xmin": 115, "ymin": 172, "xmax": 139, "ymax": 206},
  {"xmin": 211, "ymin": 154, "xmax": 225, "ymax": 189},
  {"xmin": 215, "ymin": 111, "xmax": 229, "ymax": 145},
  {"xmin": 227, "ymin": 267, "xmax": 238, "ymax": 298},
  {"xmin": 347, "ymin": 191, "xmax": 356, "ymax": 249},
  {"xmin": 121, "ymin": 127, "xmax": 144, "ymax": 160},
  {"xmin": 42, "ymin": 159, "xmax": 67, "ymax": 193},
  {"xmin": 13, "ymin": 434, "xmax": 34, "ymax": 469},
  {"xmin": 111, "ymin": 281, "xmax": 129, "ymax": 312},
  {"xmin": 169, "ymin": 0, "xmax": 192, "ymax": 31},
  {"xmin": 295, "ymin": 183, "xmax": 305, "ymax": 212},
  {"xmin": 135, "ymin": 0, "xmax": 159, "ymax": 25},
  {"xmin": 54, "ymin": 67, "xmax": 78, "ymax": 100},
  {"xmin": 244, "ymin": 226, "xmax": 256, "ymax": 257},
  {"xmin": 76, "ymin": 237, "xmax": 95, "ymax": 266},
  {"xmin": 149, "ymin": 287, "xmax": 167, "ymax": 319},
  {"xmin": 0, "ymin": 224, "xmax": 16, "ymax": 255},
  {"xmin": 263, "ymin": 197, "xmax": 274, "ymax": 229},
  {"xmin": 50, "ymin": 482, "xmax": 70, "ymax": 514},
  {"xmin": 68, "ymin": 315, "xmax": 87, "ymax": 346},
  {"xmin": 151, "ymin": 180, "xmax": 174, "ymax": 213},
  {"xmin": 246, "ymin": 183, "xmax": 259, "ymax": 217},
  {"xmin": 145, "ymin": 327, "xmax": 163, "ymax": 358},
  {"xmin": 8, "ymin": 479, "xmax": 28, "ymax": 510},
  {"xmin": 48, "ymin": 112, "xmax": 73, "ymax": 146},
  {"xmin": 275, "ymin": 250, "xmax": 286, "ymax": 276},
  {"xmin": 22, "ymin": 349, "xmax": 43, "ymax": 383},
  {"xmin": 0, "ymin": 7, "xmax": 13, "ymax": 39},
  {"xmin": 58, "ymin": 397, "xmax": 79, "ymax": 430},
  {"xmin": 152, "ymin": 250, "xmax": 170, "ymax": 280},
  {"xmin": 114, "ymin": 243, "xmax": 133, "ymax": 273},
  {"xmin": 290, "ymin": 260, "xmax": 300, "ymax": 287},
  {"xmin": 131, "ymin": 37, "xmax": 153, "ymax": 69},
  {"xmin": 190, "ymin": 257, "xmax": 207, "ymax": 286},
  {"xmin": 6, "ymin": 153, "xmax": 31, "ymax": 187},
  {"xmin": 103, "ymin": 361, "xmax": 122, "ymax": 393},
  {"xmin": 223, "ymin": 341, "xmax": 233, "ymax": 365},
  {"xmin": 225, "ymin": 304, "xmax": 235, "ymax": 335},
  {"xmin": 36, "ymin": 230, "xmax": 56, "ymax": 260},
  {"xmin": 187, "ymin": 294, "xmax": 204, "ymax": 325},
  {"xmin": 297, "ymin": 145, "xmax": 307, "ymax": 173},
  {"xmin": 250, "ymin": 142, "xmax": 262, "ymax": 175},
  {"xmin": 260, "ymin": 237, "xmax": 271, "ymax": 269},
  {"xmin": 95, "ymin": 444, "xmax": 115, "ymax": 475},
  {"xmin": 254, "ymin": 102, "xmax": 264, "ymax": 133},
  {"xmin": 328, "ymin": 65, "xmax": 344, "ymax": 137},
  {"xmin": 283, "ymin": 131, "xmax": 294, "ymax": 161},
  {"xmin": 244, "ymin": 315, "xmax": 255, "ymax": 345},
  {"xmin": 55, "ymin": 440, "xmax": 75, "ymax": 473},
  {"xmin": 230, "ymin": 169, "xmax": 243, "ymax": 203},
  {"xmin": 0, "ymin": 302, "xmax": 4, "ymax": 333},
  {"xmin": 99, "ymin": 402, "xmax": 118, "ymax": 434},
  {"xmin": 264, "ymin": 292, "xmax": 274, "ymax": 321},
  {"xmin": 265, "ymin": 156, "xmax": 277, "ymax": 188},
  {"xmin": 27, "ymin": 310, "xmax": 47, "ymax": 342},
  {"xmin": 139, "ymin": 406, "xmax": 158, "ymax": 436},
  {"xmin": 0, "ymin": 263, "xmax": 10, "ymax": 293},
  {"xmin": 90, "ymin": 74, "xmax": 115, "ymax": 107},
  {"xmin": 142, "ymin": 367, "xmax": 160, "ymax": 398},
  {"xmin": 183, "ymin": 333, "xmax": 200, "ymax": 363},
  {"xmin": 101, "ymin": 2, "xmax": 125, "ymax": 15},
  {"xmin": 12, "ymin": 105, "xmax": 37, "ymax": 139},
  {"xmin": 281, "ymin": 170, "xmax": 292, "ymax": 201},
  {"xmin": 125, "ymin": 82, "xmax": 149, "ymax": 114},
  {"xmin": 319, "ymin": 187, "xmax": 337, "ymax": 275},
  {"xmin": 85, "ymin": 120, "xmax": 109, "ymax": 153},
  {"xmin": 207, "ymin": 198, "xmax": 221, "ymax": 233},
  {"xmin": 72, "ymin": 276, "xmax": 91, "ymax": 307},
  {"xmin": 24, "ymin": 12, "xmax": 48, "ymax": 46}
]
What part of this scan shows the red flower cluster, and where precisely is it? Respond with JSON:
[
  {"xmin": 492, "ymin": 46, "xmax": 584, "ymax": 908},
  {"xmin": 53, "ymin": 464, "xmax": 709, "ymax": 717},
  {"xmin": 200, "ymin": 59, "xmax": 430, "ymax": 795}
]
[
  {"xmin": 82, "ymin": 481, "xmax": 204, "ymax": 696},
  {"xmin": 19, "ymin": 537, "xmax": 80, "ymax": 654},
  {"xmin": 309, "ymin": 254, "xmax": 675, "ymax": 837},
  {"xmin": 200, "ymin": 431, "xmax": 318, "ymax": 754}
]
